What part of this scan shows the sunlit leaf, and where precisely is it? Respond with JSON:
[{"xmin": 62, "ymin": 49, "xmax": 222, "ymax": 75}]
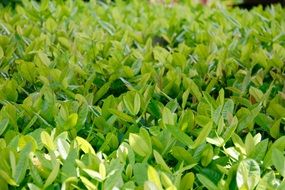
[{"xmin": 236, "ymin": 159, "xmax": 260, "ymax": 190}]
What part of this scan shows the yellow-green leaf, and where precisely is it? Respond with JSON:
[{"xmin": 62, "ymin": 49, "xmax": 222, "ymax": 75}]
[
  {"xmin": 148, "ymin": 166, "xmax": 162, "ymax": 189},
  {"xmin": 41, "ymin": 131, "xmax": 55, "ymax": 151},
  {"xmin": 75, "ymin": 136, "xmax": 95, "ymax": 155}
]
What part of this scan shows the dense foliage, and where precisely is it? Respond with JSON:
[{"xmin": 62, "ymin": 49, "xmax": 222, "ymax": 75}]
[{"xmin": 0, "ymin": 0, "xmax": 285, "ymax": 189}]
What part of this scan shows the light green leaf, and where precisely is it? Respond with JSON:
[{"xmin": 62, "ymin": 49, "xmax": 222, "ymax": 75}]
[
  {"xmin": 41, "ymin": 131, "xmax": 55, "ymax": 151},
  {"xmin": 56, "ymin": 138, "xmax": 69, "ymax": 160},
  {"xmin": 83, "ymin": 168, "xmax": 103, "ymax": 181},
  {"xmin": 236, "ymin": 159, "xmax": 260, "ymax": 190},
  {"xmin": 123, "ymin": 91, "xmax": 141, "ymax": 115},
  {"xmin": 80, "ymin": 176, "xmax": 97, "ymax": 190},
  {"xmin": 129, "ymin": 133, "xmax": 151, "ymax": 157},
  {"xmin": 245, "ymin": 133, "xmax": 255, "ymax": 155},
  {"xmin": 27, "ymin": 183, "xmax": 41, "ymax": 190},
  {"xmin": 99, "ymin": 163, "xmax": 106, "ymax": 180}
]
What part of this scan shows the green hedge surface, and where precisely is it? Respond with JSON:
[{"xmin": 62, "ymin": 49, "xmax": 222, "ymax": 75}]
[{"xmin": 0, "ymin": 0, "xmax": 284, "ymax": 189}]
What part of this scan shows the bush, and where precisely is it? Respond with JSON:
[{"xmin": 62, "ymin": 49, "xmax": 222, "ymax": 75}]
[{"xmin": 0, "ymin": 0, "xmax": 284, "ymax": 189}]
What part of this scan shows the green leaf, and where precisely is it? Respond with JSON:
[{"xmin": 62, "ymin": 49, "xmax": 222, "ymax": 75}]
[
  {"xmin": 236, "ymin": 159, "xmax": 260, "ymax": 190},
  {"xmin": 270, "ymin": 119, "xmax": 281, "ymax": 139},
  {"xmin": 165, "ymin": 125, "xmax": 193, "ymax": 147},
  {"xmin": 222, "ymin": 116, "xmax": 238, "ymax": 144},
  {"xmin": 56, "ymin": 137, "xmax": 69, "ymax": 160},
  {"xmin": 27, "ymin": 183, "xmax": 41, "ymax": 190},
  {"xmin": 162, "ymin": 107, "xmax": 175, "ymax": 126},
  {"xmin": 248, "ymin": 139, "xmax": 268, "ymax": 161},
  {"xmin": 139, "ymin": 128, "xmax": 152, "ymax": 153},
  {"xmin": 13, "ymin": 143, "xmax": 32, "ymax": 185},
  {"xmin": 171, "ymin": 146, "xmax": 196, "ymax": 165},
  {"xmin": 80, "ymin": 176, "xmax": 97, "ymax": 190},
  {"xmin": 104, "ymin": 167, "xmax": 123, "ymax": 190},
  {"xmin": 182, "ymin": 89, "xmax": 190, "ymax": 109},
  {"xmin": 109, "ymin": 108, "xmax": 134, "ymax": 122},
  {"xmin": 197, "ymin": 174, "xmax": 218, "ymax": 190},
  {"xmin": 1, "ymin": 81, "xmax": 18, "ymax": 102},
  {"xmin": 267, "ymin": 103, "xmax": 285, "ymax": 118},
  {"xmin": 65, "ymin": 113, "xmax": 78, "ymax": 128},
  {"xmin": 191, "ymin": 120, "xmax": 213, "ymax": 149},
  {"xmin": 58, "ymin": 37, "xmax": 71, "ymax": 49},
  {"xmin": 61, "ymin": 146, "xmax": 77, "ymax": 182},
  {"xmin": 0, "ymin": 46, "xmax": 4, "ymax": 59},
  {"xmin": 201, "ymin": 144, "xmax": 214, "ymax": 167},
  {"xmin": 185, "ymin": 78, "xmax": 202, "ymax": 101},
  {"xmin": 264, "ymin": 136, "xmax": 285, "ymax": 167},
  {"xmin": 129, "ymin": 133, "xmax": 152, "ymax": 157},
  {"xmin": 180, "ymin": 172, "xmax": 194, "ymax": 190},
  {"xmin": 9, "ymin": 151, "xmax": 16, "ymax": 180},
  {"xmin": 161, "ymin": 173, "xmax": 174, "ymax": 188},
  {"xmin": 44, "ymin": 18, "xmax": 57, "ymax": 32},
  {"xmin": 0, "ymin": 169, "xmax": 18, "ymax": 186},
  {"xmin": 37, "ymin": 52, "xmax": 51, "ymax": 67},
  {"xmin": 134, "ymin": 163, "xmax": 148, "ymax": 185},
  {"xmin": 256, "ymin": 171, "xmax": 279, "ymax": 190},
  {"xmin": 272, "ymin": 148, "xmax": 285, "ymax": 177},
  {"xmin": 231, "ymin": 133, "xmax": 246, "ymax": 155},
  {"xmin": 222, "ymin": 99, "xmax": 234, "ymax": 120},
  {"xmin": 83, "ymin": 168, "xmax": 103, "ymax": 181},
  {"xmin": 99, "ymin": 163, "xmax": 106, "ymax": 180},
  {"xmin": 44, "ymin": 161, "xmax": 60, "ymax": 188},
  {"xmin": 0, "ymin": 118, "xmax": 9, "ymax": 136},
  {"xmin": 249, "ymin": 87, "xmax": 264, "ymax": 102},
  {"xmin": 153, "ymin": 150, "xmax": 171, "ymax": 173},
  {"xmin": 29, "ymin": 161, "xmax": 43, "ymax": 187},
  {"xmin": 94, "ymin": 82, "xmax": 111, "ymax": 103}
]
